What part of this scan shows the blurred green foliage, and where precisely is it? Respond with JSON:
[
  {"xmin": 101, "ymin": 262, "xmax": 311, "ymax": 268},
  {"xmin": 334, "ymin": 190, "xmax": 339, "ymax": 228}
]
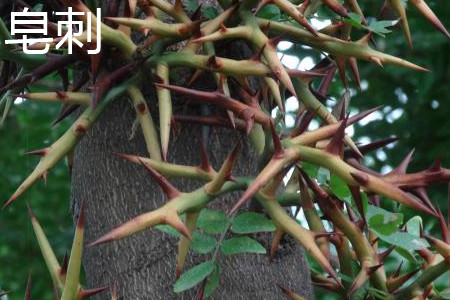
[{"xmin": 0, "ymin": 100, "xmax": 73, "ymax": 299}]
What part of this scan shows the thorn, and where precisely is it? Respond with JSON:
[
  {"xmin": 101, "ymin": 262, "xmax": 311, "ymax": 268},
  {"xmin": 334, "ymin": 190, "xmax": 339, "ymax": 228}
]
[
  {"xmin": 291, "ymin": 109, "xmax": 316, "ymax": 137},
  {"xmin": 198, "ymin": 137, "xmax": 213, "ymax": 173},
  {"xmin": 344, "ymin": 137, "xmax": 399, "ymax": 159},
  {"xmin": 187, "ymin": 69, "xmax": 204, "ymax": 86},
  {"xmin": 390, "ymin": 149, "xmax": 415, "ymax": 175},
  {"xmin": 269, "ymin": 229, "xmax": 283, "ymax": 262},
  {"xmin": 348, "ymin": 58, "xmax": 361, "ymax": 88},
  {"xmin": 369, "ymin": 56, "xmax": 384, "ymax": 67},
  {"xmin": 322, "ymin": 0, "xmax": 349, "ymax": 17},
  {"xmin": 270, "ymin": 121, "xmax": 284, "ymax": 158},
  {"xmin": 138, "ymin": 158, "xmax": 182, "ymax": 200},
  {"xmin": 111, "ymin": 282, "xmax": 118, "ymax": 300},
  {"xmin": 428, "ymin": 155, "xmax": 442, "ymax": 172},
  {"xmin": 393, "ymin": 261, "xmax": 403, "ymax": 278},
  {"xmin": 276, "ymin": 284, "xmax": 303, "ymax": 299},
  {"xmin": 52, "ymin": 104, "xmax": 80, "ymax": 126},
  {"xmin": 80, "ymin": 286, "xmax": 109, "ymax": 298},
  {"xmin": 324, "ymin": 116, "xmax": 347, "ymax": 156},
  {"xmin": 24, "ymin": 148, "xmax": 51, "ymax": 157},
  {"xmin": 205, "ymin": 142, "xmax": 240, "ymax": 194},
  {"xmin": 378, "ymin": 246, "xmax": 395, "ymax": 262},
  {"xmin": 60, "ymin": 252, "xmax": 69, "ymax": 276},
  {"xmin": 357, "ymin": 32, "xmax": 372, "ymax": 46},
  {"xmin": 165, "ymin": 210, "xmax": 192, "ymax": 240},
  {"xmin": 409, "ymin": 0, "xmax": 450, "ymax": 40},
  {"xmin": 25, "ymin": 273, "xmax": 32, "ymax": 300},
  {"xmin": 77, "ymin": 199, "xmax": 86, "ymax": 229},
  {"xmin": 300, "ymin": 170, "xmax": 329, "ymax": 200}
]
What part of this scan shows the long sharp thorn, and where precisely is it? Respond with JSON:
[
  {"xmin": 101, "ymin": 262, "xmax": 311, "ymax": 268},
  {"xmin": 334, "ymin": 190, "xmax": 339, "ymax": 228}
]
[
  {"xmin": 165, "ymin": 210, "xmax": 192, "ymax": 240},
  {"xmin": 323, "ymin": 0, "xmax": 349, "ymax": 17},
  {"xmin": 270, "ymin": 121, "xmax": 283, "ymax": 158},
  {"xmin": 350, "ymin": 172, "xmax": 437, "ymax": 216},
  {"xmin": 409, "ymin": 0, "xmax": 450, "ymax": 40},
  {"xmin": 111, "ymin": 282, "xmax": 118, "ymax": 300},
  {"xmin": 138, "ymin": 158, "xmax": 181, "ymax": 200},
  {"xmin": 205, "ymin": 142, "xmax": 240, "ymax": 194},
  {"xmin": 52, "ymin": 104, "xmax": 80, "ymax": 126},
  {"xmin": 276, "ymin": 284, "xmax": 305, "ymax": 300},
  {"xmin": 324, "ymin": 117, "xmax": 347, "ymax": 156},
  {"xmin": 436, "ymin": 206, "xmax": 450, "ymax": 244},
  {"xmin": 61, "ymin": 200, "xmax": 85, "ymax": 300},
  {"xmin": 24, "ymin": 148, "xmax": 50, "ymax": 157},
  {"xmin": 388, "ymin": 268, "xmax": 420, "ymax": 292},
  {"xmin": 348, "ymin": 58, "xmax": 361, "ymax": 88},
  {"xmin": 389, "ymin": 149, "xmax": 415, "ymax": 174},
  {"xmin": 344, "ymin": 137, "xmax": 398, "ymax": 159},
  {"xmin": 389, "ymin": 0, "xmax": 412, "ymax": 48},
  {"xmin": 269, "ymin": 229, "xmax": 283, "ymax": 262},
  {"xmin": 25, "ymin": 273, "xmax": 32, "ymax": 300},
  {"xmin": 80, "ymin": 286, "xmax": 109, "ymax": 298},
  {"xmin": 348, "ymin": 264, "xmax": 382, "ymax": 296},
  {"xmin": 198, "ymin": 137, "xmax": 213, "ymax": 173}
]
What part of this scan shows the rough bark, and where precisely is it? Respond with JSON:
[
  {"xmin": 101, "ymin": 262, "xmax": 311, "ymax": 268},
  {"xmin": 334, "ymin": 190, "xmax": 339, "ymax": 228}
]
[{"xmin": 71, "ymin": 1, "xmax": 313, "ymax": 298}]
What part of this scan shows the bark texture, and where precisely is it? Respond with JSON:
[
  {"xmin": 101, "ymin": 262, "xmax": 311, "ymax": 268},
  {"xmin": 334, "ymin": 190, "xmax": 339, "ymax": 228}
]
[
  {"xmin": 71, "ymin": 98, "xmax": 314, "ymax": 299},
  {"xmin": 71, "ymin": 1, "xmax": 314, "ymax": 298}
]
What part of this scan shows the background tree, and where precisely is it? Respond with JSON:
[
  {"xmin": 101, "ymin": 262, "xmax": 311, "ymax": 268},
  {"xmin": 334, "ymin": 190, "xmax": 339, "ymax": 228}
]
[{"xmin": 0, "ymin": 0, "xmax": 450, "ymax": 299}]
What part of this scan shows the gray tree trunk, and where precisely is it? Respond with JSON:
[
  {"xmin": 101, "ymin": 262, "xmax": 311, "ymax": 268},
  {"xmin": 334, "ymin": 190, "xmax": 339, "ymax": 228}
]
[{"xmin": 71, "ymin": 1, "xmax": 313, "ymax": 298}]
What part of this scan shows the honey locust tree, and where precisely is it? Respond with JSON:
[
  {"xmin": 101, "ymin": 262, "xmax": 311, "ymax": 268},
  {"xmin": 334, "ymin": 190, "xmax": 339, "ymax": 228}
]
[{"xmin": 1, "ymin": 0, "xmax": 450, "ymax": 299}]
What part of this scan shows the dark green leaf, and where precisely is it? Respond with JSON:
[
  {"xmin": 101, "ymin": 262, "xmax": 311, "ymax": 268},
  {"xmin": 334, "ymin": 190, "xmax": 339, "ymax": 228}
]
[
  {"xmin": 204, "ymin": 264, "xmax": 220, "ymax": 298},
  {"xmin": 330, "ymin": 174, "xmax": 351, "ymax": 199},
  {"xmin": 155, "ymin": 225, "xmax": 180, "ymax": 237},
  {"xmin": 317, "ymin": 167, "xmax": 330, "ymax": 184},
  {"xmin": 366, "ymin": 205, "xmax": 403, "ymax": 235},
  {"xmin": 197, "ymin": 209, "xmax": 229, "ymax": 234},
  {"xmin": 256, "ymin": 4, "xmax": 280, "ymax": 20},
  {"xmin": 220, "ymin": 237, "xmax": 266, "ymax": 255},
  {"xmin": 191, "ymin": 233, "xmax": 217, "ymax": 254},
  {"xmin": 377, "ymin": 232, "xmax": 429, "ymax": 250},
  {"xmin": 406, "ymin": 216, "xmax": 422, "ymax": 237},
  {"xmin": 232, "ymin": 212, "xmax": 276, "ymax": 234},
  {"xmin": 202, "ymin": 7, "xmax": 219, "ymax": 19},
  {"xmin": 174, "ymin": 261, "xmax": 215, "ymax": 293},
  {"xmin": 186, "ymin": 0, "xmax": 199, "ymax": 11}
]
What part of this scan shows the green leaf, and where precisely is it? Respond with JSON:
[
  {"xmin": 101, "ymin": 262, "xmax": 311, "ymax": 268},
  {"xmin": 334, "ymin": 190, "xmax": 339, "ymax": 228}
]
[
  {"xmin": 317, "ymin": 167, "xmax": 330, "ymax": 184},
  {"xmin": 155, "ymin": 225, "xmax": 180, "ymax": 237},
  {"xmin": 344, "ymin": 13, "xmax": 365, "ymax": 30},
  {"xmin": 197, "ymin": 209, "xmax": 229, "ymax": 234},
  {"xmin": 257, "ymin": 4, "xmax": 280, "ymax": 20},
  {"xmin": 220, "ymin": 237, "xmax": 266, "ymax": 255},
  {"xmin": 232, "ymin": 212, "xmax": 276, "ymax": 234},
  {"xmin": 439, "ymin": 288, "xmax": 450, "ymax": 299},
  {"xmin": 191, "ymin": 233, "xmax": 217, "ymax": 254},
  {"xmin": 406, "ymin": 216, "xmax": 423, "ymax": 237},
  {"xmin": 186, "ymin": 0, "xmax": 199, "ymax": 11},
  {"xmin": 301, "ymin": 162, "xmax": 318, "ymax": 179},
  {"xmin": 204, "ymin": 264, "xmax": 220, "ymax": 298},
  {"xmin": 174, "ymin": 261, "xmax": 215, "ymax": 293},
  {"xmin": 330, "ymin": 174, "xmax": 351, "ymax": 199},
  {"xmin": 377, "ymin": 232, "xmax": 429, "ymax": 251},
  {"xmin": 366, "ymin": 205, "xmax": 403, "ymax": 235},
  {"xmin": 368, "ymin": 19, "xmax": 399, "ymax": 37},
  {"xmin": 395, "ymin": 247, "xmax": 418, "ymax": 264},
  {"xmin": 202, "ymin": 7, "xmax": 219, "ymax": 19}
]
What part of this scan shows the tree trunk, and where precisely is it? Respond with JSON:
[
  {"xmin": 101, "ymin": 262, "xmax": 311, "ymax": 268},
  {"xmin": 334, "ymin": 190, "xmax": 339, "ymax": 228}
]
[{"xmin": 71, "ymin": 1, "xmax": 313, "ymax": 298}]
